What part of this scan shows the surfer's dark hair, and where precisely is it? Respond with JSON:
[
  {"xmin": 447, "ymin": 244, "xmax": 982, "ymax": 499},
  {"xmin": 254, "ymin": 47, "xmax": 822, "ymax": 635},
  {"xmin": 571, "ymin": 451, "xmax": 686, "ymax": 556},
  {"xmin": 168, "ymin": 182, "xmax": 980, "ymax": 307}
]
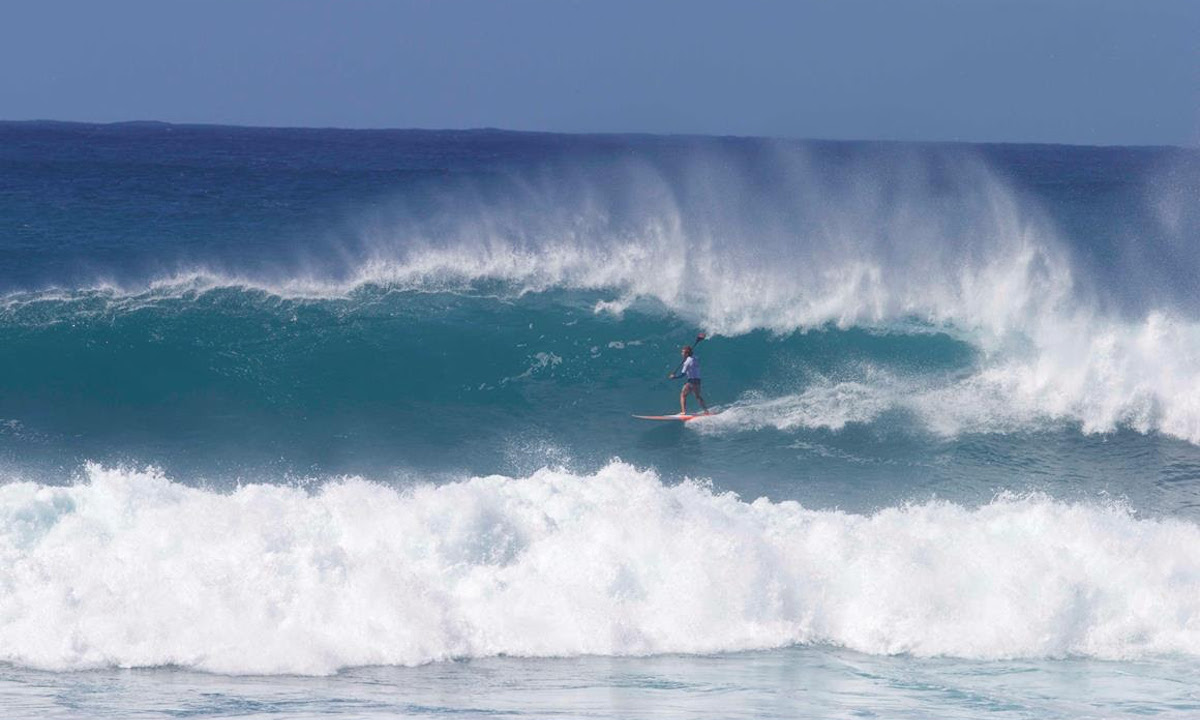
[{"xmin": 682, "ymin": 345, "xmax": 693, "ymax": 356}]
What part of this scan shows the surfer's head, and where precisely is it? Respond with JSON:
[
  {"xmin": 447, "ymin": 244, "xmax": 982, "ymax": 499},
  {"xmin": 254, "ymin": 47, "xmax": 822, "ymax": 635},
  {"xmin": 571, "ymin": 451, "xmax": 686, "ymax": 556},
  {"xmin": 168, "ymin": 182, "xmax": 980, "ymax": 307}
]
[{"xmin": 682, "ymin": 345, "xmax": 693, "ymax": 357}]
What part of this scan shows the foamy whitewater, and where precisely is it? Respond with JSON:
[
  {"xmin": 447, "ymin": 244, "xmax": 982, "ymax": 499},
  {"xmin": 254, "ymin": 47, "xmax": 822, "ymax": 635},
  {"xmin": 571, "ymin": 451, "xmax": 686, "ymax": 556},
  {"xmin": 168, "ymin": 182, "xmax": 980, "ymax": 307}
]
[
  {"xmin": 1, "ymin": 122, "xmax": 1199, "ymax": 718},
  {"xmin": 4, "ymin": 462, "xmax": 1200, "ymax": 676}
]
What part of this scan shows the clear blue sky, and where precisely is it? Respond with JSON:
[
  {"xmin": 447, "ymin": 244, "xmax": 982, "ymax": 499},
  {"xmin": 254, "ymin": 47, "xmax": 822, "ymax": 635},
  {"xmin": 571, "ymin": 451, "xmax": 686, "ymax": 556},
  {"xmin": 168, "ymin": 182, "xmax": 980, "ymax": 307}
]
[{"xmin": 3, "ymin": 0, "xmax": 1197, "ymax": 146}]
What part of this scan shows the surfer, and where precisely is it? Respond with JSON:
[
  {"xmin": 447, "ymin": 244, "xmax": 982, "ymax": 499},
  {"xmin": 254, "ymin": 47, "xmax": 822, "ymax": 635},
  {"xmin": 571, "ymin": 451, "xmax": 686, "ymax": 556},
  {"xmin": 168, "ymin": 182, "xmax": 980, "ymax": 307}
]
[{"xmin": 669, "ymin": 345, "xmax": 709, "ymax": 415}]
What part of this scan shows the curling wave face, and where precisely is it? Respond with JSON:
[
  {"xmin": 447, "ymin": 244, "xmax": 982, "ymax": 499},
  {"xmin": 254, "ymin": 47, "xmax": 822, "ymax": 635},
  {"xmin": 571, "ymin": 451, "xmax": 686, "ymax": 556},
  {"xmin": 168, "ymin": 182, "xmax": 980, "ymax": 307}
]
[{"xmin": 3, "ymin": 125, "xmax": 1197, "ymax": 455}]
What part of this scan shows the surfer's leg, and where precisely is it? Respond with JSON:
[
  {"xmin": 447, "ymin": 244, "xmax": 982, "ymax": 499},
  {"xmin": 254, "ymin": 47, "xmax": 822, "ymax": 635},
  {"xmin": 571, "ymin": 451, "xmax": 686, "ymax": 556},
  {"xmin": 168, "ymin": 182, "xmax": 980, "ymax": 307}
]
[
  {"xmin": 680, "ymin": 383, "xmax": 689, "ymax": 414},
  {"xmin": 689, "ymin": 380, "xmax": 707, "ymax": 412}
]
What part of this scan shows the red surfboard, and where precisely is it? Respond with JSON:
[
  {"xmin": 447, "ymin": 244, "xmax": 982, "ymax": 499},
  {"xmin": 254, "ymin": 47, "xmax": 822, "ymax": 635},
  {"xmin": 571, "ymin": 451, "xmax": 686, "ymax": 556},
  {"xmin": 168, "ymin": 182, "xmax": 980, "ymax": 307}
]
[{"xmin": 632, "ymin": 412, "xmax": 715, "ymax": 422}]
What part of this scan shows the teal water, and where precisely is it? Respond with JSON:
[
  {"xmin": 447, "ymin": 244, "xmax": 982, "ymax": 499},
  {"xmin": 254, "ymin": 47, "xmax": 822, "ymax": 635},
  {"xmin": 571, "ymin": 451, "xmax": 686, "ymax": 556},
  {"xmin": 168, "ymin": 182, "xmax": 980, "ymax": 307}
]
[{"xmin": 1, "ymin": 122, "xmax": 1199, "ymax": 717}]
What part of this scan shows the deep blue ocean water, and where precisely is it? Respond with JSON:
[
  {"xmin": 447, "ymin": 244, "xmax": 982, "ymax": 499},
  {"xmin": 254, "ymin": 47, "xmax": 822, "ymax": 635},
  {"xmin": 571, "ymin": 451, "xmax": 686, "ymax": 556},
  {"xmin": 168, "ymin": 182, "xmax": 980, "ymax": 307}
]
[{"xmin": 1, "ymin": 121, "xmax": 1199, "ymax": 718}]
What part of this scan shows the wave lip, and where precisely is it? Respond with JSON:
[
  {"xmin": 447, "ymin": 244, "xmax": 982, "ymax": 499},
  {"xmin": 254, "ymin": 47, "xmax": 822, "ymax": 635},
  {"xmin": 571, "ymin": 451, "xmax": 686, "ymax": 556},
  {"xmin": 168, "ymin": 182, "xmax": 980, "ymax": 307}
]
[{"xmin": 1, "ymin": 462, "xmax": 1198, "ymax": 675}]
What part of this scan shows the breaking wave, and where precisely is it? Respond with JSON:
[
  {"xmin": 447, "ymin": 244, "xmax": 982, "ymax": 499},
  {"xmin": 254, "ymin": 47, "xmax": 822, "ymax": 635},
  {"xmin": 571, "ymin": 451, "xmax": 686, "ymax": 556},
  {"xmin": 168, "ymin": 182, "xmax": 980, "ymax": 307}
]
[{"xmin": 2, "ymin": 462, "xmax": 1198, "ymax": 675}]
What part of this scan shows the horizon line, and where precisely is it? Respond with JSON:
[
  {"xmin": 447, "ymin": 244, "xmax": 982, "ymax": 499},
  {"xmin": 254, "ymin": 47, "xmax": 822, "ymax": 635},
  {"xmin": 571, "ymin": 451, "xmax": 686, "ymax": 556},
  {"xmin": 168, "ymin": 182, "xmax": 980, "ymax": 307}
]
[{"xmin": 1, "ymin": 118, "xmax": 1192, "ymax": 152}]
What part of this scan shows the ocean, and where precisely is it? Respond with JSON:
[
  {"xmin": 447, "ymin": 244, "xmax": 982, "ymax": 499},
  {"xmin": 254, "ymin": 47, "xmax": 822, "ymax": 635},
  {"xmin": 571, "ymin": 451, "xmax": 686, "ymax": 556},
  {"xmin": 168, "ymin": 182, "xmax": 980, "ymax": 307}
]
[{"xmin": 1, "ymin": 121, "xmax": 1199, "ymax": 718}]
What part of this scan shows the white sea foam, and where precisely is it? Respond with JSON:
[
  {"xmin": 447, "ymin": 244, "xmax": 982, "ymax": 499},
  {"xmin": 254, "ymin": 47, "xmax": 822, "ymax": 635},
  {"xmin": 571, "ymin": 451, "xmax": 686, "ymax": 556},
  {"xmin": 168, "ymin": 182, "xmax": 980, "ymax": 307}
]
[
  {"xmin": 1, "ymin": 462, "xmax": 1199, "ymax": 675},
  {"xmin": 701, "ymin": 315, "xmax": 1200, "ymax": 444},
  {"xmin": 704, "ymin": 381, "xmax": 896, "ymax": 433}
]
